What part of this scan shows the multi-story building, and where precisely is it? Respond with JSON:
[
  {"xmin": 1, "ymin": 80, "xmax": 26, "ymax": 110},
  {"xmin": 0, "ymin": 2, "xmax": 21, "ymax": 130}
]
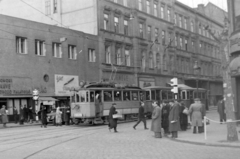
[
  {"xmin": 0, "ymin": 0, "xmax": 224, "ymax": 106},
  {"xmin": 0, "ymin": 14, "xmax": 99, "ymax": 121}
]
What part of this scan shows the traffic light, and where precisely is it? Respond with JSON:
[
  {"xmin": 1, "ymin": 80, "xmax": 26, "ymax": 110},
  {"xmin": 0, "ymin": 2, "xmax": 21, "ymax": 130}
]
[
  {"xmin": 170, "ymin": 78, "xmax": 178, "ymax": 87},
  {"xmin": 32, "ymin": 89, "xmax": 39, "ymax": 100},
  {"xmin": 170, "ymin": 78, "xmax": 178, "ymax": 98},
  {"xmin": 171, "ymin": 87, "xmax": 178, "ymax": 93}
]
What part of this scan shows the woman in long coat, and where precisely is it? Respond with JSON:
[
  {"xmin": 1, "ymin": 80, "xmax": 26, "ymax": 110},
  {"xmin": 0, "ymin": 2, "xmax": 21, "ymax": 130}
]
[
  {"xmin": 151, "ymin": 101, "xmax": 162, "ymax": 138},
  {"xmin": 189, "ymin": 98, "xmax": 203, "ymax": 133},
  {"xmin": 55, "ymin": 107, "xmax": 62, "ymax": 126},
  {"xmin": 168, "ymin": 100, "xmax": 181, "ymax": 138},
  {"xmin": 108, "ymin": 103, "xmax": 118, "ymax": 132},
  {"xmin": 0, "ymin": 105, "xmax": 8, "ymax": 128},
  {"xmin": 41, "ymin": 105, "xmax": 48, "ymax": 128},
  {"xmin": 161, "ymin": 101, "xmax": 170, "ymax": 136},
  {"xmin": 179, "ymin": 101, "xmax": 188, "ymax": 131}
]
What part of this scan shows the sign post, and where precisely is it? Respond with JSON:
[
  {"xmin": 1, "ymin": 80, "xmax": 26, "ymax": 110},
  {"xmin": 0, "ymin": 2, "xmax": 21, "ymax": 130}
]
[
  {"xmin": 32, "ymin": 89, "xmax": 39, "ymax": 123},
  {"xmin": 170, "ymin": 78, "xmax": 178, "ymax": 100}
]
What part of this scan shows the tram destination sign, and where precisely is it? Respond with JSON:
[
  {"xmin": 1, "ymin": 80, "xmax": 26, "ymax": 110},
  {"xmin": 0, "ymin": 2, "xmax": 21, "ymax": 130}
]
[{"xmin": 0, "ymin": 77, "xmax": 32, "ymax": 96}]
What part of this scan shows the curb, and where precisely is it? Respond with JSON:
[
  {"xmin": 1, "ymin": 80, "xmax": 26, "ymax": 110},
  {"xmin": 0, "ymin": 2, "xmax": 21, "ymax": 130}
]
[{"xmin": 166, "ymin": 136, "xmax": 240, "ymax": 149}]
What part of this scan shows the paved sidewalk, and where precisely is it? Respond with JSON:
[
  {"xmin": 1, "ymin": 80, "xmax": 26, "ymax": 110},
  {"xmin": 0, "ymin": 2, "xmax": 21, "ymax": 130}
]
[
  {"xmin": 174, "ymin": 106, "xmax": 240, "ymax": 148},
  {"xmin": 0, "ymin": 122, "xmax": 40, "ymax": 129}
]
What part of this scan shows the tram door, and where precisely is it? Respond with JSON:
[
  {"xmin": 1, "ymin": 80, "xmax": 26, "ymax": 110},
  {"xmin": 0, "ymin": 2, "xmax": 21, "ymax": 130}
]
[{"xmin": 94, "ymin": 90, "xmax": 103, "ymax": 117}]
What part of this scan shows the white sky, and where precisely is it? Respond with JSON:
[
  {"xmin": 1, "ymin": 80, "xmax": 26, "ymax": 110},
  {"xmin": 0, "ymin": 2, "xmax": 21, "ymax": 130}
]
[{"xmin": 177, "ymin": 0, "xmax": 227, "ymax": 11}]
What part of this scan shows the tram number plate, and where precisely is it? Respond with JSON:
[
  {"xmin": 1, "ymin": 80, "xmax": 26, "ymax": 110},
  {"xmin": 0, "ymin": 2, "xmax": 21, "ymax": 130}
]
[{"xmin": 74, "ymin": 113, "xmax": 83, "ymax": 117}]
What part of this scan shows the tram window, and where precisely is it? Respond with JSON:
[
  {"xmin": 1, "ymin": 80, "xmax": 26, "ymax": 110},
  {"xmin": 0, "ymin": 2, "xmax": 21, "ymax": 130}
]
[
  {"xmin": 189, "ymin": 91, "xmax": 193, "ymax": 99},
  {"xmin": 86, "ymin": 92, "xmax": 89, "ymax": 102},
  {"xmin": 71, "ymin": 94, "xmax": 76, "ymax": 103},
  {"xmin": 187, "ymin": 91, "xmax": 190, "ymax": 99},
  {"xmin": 182, "ymin": 91, "xmax": 186, "ymax": 100},
  {"xmin": 114, "ymin": 91, "xmax": 122, "ymax": 101},
  {"xmin": 79, "ymin": 91, "xmax": 86, "ymax": 102},
  {"xmin": 156, "ymin": 90, "xmax": 160, "ymax": 101},
  {"xmin": 146, "ymin": 91, "xmax": 150, "ymax": 100},
  {"xmin": 123, "ymin": 91, "xmax": 130, "ymax": 101},
  {"xmin": 90, "ymin": 91, "xmax": 95, "ymax": 102},
  {"xmin": 95, "ymin": 91, "xmax": 102, "ymax": 102},
  {"xmin": 162, "ymin": 91, "xmax": 167, "ymax": 100},
  {"xmin": 168, "ymin": 91, "xmax": 173, "ymax": 99},
  {"xmin": 194, "ymin": 92, "xmax": 197, "ymax": 99},
  {"xmin": 104, "ymin": 91, "xmax": 112, "ymax": 102},
  {"xmin": 76, "ymin": 93, "xmax": 80, "ymax": 102},
  {"xmin": 151, "ymin": 90, "xmax": 156, "ymax": 100},
  {"xmin": 132, "ymin": 91, "xmax": 139, "ymax": 101},
  {"xmin": 140, "ymin": 91, "xmax": 145, "ymax": 101},
  {"xmin": 202, "ymin": 92, "xmax": 206, "ymax": 99}
]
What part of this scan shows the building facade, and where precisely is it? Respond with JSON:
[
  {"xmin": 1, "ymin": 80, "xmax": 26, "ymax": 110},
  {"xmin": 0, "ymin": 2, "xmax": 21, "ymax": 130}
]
[
  {"xmin": 0, "ymin": 0, "xmax": 224, "ymax": 106},
  {"xmin": 0, "ymin": 15, "xmax": 99, "ymax": 121}
]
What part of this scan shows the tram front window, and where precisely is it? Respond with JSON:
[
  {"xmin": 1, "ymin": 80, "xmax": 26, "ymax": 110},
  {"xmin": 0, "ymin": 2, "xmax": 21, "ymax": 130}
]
[
  {"xmin": 140, "ymin": 91, "xmax": 145, "ymax": 101},
  {"xmin": 114, "ymin": 91, "xmax": 122, "ymax": 101},
  {"xmin": 79, "ymin": 91, "xmax": 86, "ymax": 102},
  {"xmin": 90, "ymin": 91, "xmax": 95, "ymax": 102}
]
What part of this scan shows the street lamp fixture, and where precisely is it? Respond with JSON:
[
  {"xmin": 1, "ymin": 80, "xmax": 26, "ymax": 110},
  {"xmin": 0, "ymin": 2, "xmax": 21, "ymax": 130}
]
[{"xmin": 193, "ymin": 61, "xmax": 201, "ymax": 98}]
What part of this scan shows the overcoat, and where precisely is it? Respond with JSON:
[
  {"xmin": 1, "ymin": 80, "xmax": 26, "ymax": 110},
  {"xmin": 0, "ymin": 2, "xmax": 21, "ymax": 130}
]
[
  {"xmin": 0, "ymin": 108, "xmax": 8, "ymax": 123},
  {"xmin": 41, "ymin": 107, "xmax": 47, "ymax": 125},
  {"xmin": 217, "ymin": 100, "xmax": 225, "ymax": 120},
  {"xmin": 63, "ymin": 107, "xmax": 70, "ymax": 122},
  {"xmin": 138, "ymin": 106, "xmax": 145, "ymax": 119},
  {"xmin": 109, "ymin": 106, "xmax": 118, "ymax": 128},
  {"xmin": 28, "ymin": 107, "xmax": 34, "ymax": 120},
  {"xmin": 168, "ymin": 103, "xmax": 181, "ymax": 132},
  {"xmin": 161, "ymin": 104, "xmax": 170, "ymax": 128},
  {"xmin": 151, "ymin": 106, "xmax": 162, "ymax": 133},
  {"xmin": 179, "ymin": 104, "xmax": 188, "ymax": 129},
  {"xmin": 189, "ymin": 103, "xmax": 203, "ymax": 126}
]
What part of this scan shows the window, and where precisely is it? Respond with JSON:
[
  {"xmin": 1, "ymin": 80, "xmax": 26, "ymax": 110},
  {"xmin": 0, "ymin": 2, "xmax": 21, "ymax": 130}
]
[
  {"xmin": 123, "ymin": 91, "xmax": 130, "ymax": 100},
  {"xmin": 154, "ymin": 4, "xmax": 157, "ymax": 16},
  {"xmin": 123, "ymin": 0, "xmax": 128, "ymax": 7},
  {"xmin": 179, "ymin": 37, "xmax": 182, "ymax": 49},
  {"xmin": 175, "ymin": 34, "xmax": 177, "ymax": 47},
  {"xmin": 146, "ymin": 0, "xmax": 150, "ymax": 14},
  {"xmin": 199, "ymin": 42, "xmax": 202, "ymax": 53},
  {"xmin": 141, "ymin": 51, "xmax": 146, "ymax": 71},
  {"xmin": 139, "ymin": 23, "xmax": 143, "ymax": 38},
  {"xmin": 125, "ymin": 49, "xmax": 130, "ymax": 66},
  {"xmin": 35, "ymin": 40, "xmax": 46, "ymax": 56},
  {"xmin": 104, "ymin": 14, "xmax": 109, "ymax": 30},
  {"xmin": 53, "ymin": 0, "xmax": 57, "ymax": 13},
  {"xmin": 149, "ymin": 52, "xmax": 153, "ymax": 68},
  {"xmin": 199, "ymin": 24, "xmax": 202, "ymax": 35},
  {"xmin": 124, "ymin": 20, "xmax": 128, "ymax": 35},
  {"xmin": 161, "ymin": 6, "xmax": 164, "ymax": 19},
  {"xmin": 68, "ymin": 45, "xmax": 77, "ymax": 60},
  {"xmin": 156, "ymin": 53, "xmax": 160, "ymax": 69},
  {"xmin": 185, "ymin": 39, "xmax": 188, "ymax": 51},
  {"xmin": 52, "ymin": 43, "xmax": 62, "ymax": 58},
  {"xmin": 184, "ymin": 17, "xmax": 187, "ymax": 29},
  {"xmin": 139, "ymin": 0, "xmax": 143, "ymax": 11},
  {"xmin": 167, "ymin": 9, "xmax": 171, "ymax": 21},
  {"xmin": 192, "ymin": 41, "xmax": 195, "ymax": 52},
  {"xmin": 162, "ymin": 30, "xmax": 165, "ymax": 45},
  {"xmin": 147, "ymin": 26, "xmax": 151, "ymax": 40},
  {"xmin": 105, "ymin": 45, "xmax": 111, "ymax": 64},
  {"xmin": 154, "ymin": 28, "xmax": 159, "ymax": 41},
  {"xmin": 174, "ymin": 13, "xmax": 177, "ymax": 24},
  {"xmin": 163, "ymin": 55, "xmax": 167, "ymax": 70},
  {"xmin": 203, "ymin": 25, "xmax": 206, "ymax": 36},
  {"xmin": 16, "ymin": 37, "xmax": 27, "ymax": 54},
  {"xmin": 179, "ymin": 16, "xmax": 182, "ymax": 28},
  {"xmin": 114, "ymin": 91, "xmax": 122, "ymax": 101},
  {"xmin": 191, "ymin": 21, "xmax": 194, "ymax": 32},
  {"xmin": 132, "ymin": 91, "xmax": 139, "ymax": 101},
  {"xmin": 104, "ymin": 91, "xmax": 112, "ymax": 102},
  {"xmin": 45, "ymin": 0, "xmax": 51, "ymax": 15},
  {"xmin": 88, "ymin": 49, "xmax": 96, "ymax": 62},
  {"xmin": 114, "ymin": 16, "xmax": 119, "ymax": 33},
  {"xmin": 116, "ymin": 47, "xmax": 122, "ymax": 65}
]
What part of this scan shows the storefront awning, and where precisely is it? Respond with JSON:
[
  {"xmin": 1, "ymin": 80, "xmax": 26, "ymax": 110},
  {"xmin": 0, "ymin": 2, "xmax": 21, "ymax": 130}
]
[
  {"xmin": 230, "ymin": 56, "xmax": 240, "ymax": 75},
  {"xmin": 38, "ymin": 97, "xmax": 58, "ymax": 101}
]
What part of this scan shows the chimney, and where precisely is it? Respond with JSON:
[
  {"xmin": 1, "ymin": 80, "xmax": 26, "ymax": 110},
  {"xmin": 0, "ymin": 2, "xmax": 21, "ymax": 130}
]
[{"xmin": 197, "ymin": 4, "xmax": 205, "ymax": 14}]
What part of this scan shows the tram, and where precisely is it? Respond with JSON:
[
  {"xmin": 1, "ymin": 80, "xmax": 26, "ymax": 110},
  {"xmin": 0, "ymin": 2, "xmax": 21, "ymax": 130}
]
[
  {"xmin": 142, "ymin": 84, "xmax": 207, "ymax": 117},
  {"xmin": 70, "ymin": 82, "xmax": 145, "ymax": 125}
]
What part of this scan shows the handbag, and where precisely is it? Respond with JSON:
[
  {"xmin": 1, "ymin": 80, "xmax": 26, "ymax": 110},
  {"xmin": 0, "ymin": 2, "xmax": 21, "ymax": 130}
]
[{"xmin": 183, "ymin": 108, "xmax": 189, "ymax": 115}]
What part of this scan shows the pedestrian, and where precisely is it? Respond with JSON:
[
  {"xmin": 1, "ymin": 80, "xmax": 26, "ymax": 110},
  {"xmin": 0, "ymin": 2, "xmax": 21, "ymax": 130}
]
[
  {"xmin": 19, "ymin": 105, "xmax": 25, "ymax": 125},
  {"xmin": 189, "ymin": 98, "xmax": 203, "ymax": 134},
  {"xmin": 151, "ymin": 101, "xmax": 162, "ymax": 138},
  {"xmin": 63, "ymin": 105, "xmax": 70, "ymax": 125},
  {"xmin": 179, "ymin": 101, "xmax": 188, "ymax": 131},
  {"xmin": 133, "ymin": 101, "xmax": 148, "ymax": 130},
  {"xmin": 13, "ymin": 106, "xmax": 18, "ymax": 124},
  {"xmin": 168, "ymin": 100, "xmax": 181, "ymax": 138},
  {"xmin": 108, "ymin": 103, "xmax": 118, "ymax": 133},
  {"xmin": 41, "ymin": 104, "xmax": 48, "ymax": 128},
  {"xmin": 0, "ymin": 105, "xmax": 8, "ymax": 128},
  {"xmin": 55, "ymin": 106, "xmax": 62, "ymax": 126},
  {"xmin": 217, "ymin": 98, "xmax": 226, "ymax": 124},
  {"xmin": 199, "ymin": 100, "xmax": 206, "ymax": 133},
  {"xmin": 161, "ymin": 100, "xmax": 170, "ymax": 136},
  {"xmin": 23, "ymin": 105, "xmax": 28, "ymax": 122},
  {"xmin": 28, "ymin": 106, "xmax": 34, "ymax": 124}
]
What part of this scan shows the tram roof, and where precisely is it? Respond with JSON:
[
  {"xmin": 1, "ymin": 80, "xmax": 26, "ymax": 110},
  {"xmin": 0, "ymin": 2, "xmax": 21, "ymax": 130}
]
[
  {"xmin": 142, "ymin": 84, "xmax": 206, "ymax": 91},
  {"xmin": 142, "ymin": 86, "xmax": 171, "ymax": 90},
  {"xmin": 83, "ymin": 83, "xmax": 142, "ymax": 90}
]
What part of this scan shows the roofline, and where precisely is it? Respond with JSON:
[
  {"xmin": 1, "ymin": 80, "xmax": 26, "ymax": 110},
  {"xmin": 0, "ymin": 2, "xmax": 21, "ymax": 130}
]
[{"xmin": 205, "ymin": 2, "xmax": 227, "ymax": 13}]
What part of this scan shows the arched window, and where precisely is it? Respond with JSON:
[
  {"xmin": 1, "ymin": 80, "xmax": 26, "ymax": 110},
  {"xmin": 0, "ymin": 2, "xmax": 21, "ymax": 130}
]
[
  {"xmin": 125, "ymin": 49, "xmax": 130, "ymax": 66},
  {"xmin": 141, "ymin": 51, "xmax": 146, "ymax": 71},
  {"xmin": 149, "ymin": 52, "xmax": 153, "ymax": 68},
  {"xmin": 156, "ymin": 53, "xmax": 160, "ymax": 69},
  {"xmin": 163, "ymin": 55, "xmax": 167, "ymax": 70},
  {"xmin": 116, "ymin": 48, "xmax": 121, "ymax": 65},
  {"xmin": 105, "ymin": 45, "xmax": 111, "ymax": 64}
]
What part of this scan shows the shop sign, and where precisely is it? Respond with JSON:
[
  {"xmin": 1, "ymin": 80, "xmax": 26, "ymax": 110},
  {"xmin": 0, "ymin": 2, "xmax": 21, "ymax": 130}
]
[
  {"xmin": 55, "ymin": 75, "xmax": 79, "ymax": 96},
  {"xmin": 102, "ymin": 72, "xmax": 135, "ymax": 85},
  {"xmin": 0, "ymin": 77, "xmax": 31, "ymax": 96}
]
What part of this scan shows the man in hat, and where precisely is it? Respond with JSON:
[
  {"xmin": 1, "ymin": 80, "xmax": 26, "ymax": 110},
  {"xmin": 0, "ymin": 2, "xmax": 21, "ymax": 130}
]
[
  {"xmin": 108, "ymin": 103, "xmax": 118, "ymax": 132},
  {"xmin": 133, "ymin": 101, "xmax": 148, "ymax": 130},
  {"xmin": 189, "ymin": 98, "xmax": 204, "ymax": 134},
  {"xmin": 168, "ymin": 100, "xmax": 181, "ymax": 138}
]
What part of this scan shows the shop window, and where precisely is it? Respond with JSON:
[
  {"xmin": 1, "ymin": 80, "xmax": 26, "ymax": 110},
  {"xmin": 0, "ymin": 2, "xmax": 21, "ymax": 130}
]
[
  {"xmin": 123, "ymin": 91, "xmax": 130, "ymax": 101},
  {"xmin": 114, "ymin": 91, "xmax": 122, "ymax": 101},
  {"xmin": 104, "ymin": 91, "xmax": 112, "ymax": 102},
  {"xmin": 132, "ymin": 91, "xmax": 139, "ymax": 101}
]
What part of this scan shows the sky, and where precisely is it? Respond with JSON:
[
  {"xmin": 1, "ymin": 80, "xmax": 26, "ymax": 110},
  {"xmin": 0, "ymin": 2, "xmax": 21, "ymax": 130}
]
[{"xmin": 177, "ymin": 0, "xmax": 227, "ymax": 11}]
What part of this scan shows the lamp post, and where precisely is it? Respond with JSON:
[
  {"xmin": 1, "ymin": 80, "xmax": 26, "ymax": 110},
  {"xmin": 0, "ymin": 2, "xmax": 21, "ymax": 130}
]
[{"xmin": 193, "ymin": 61, "xmax": 201, "ymax": 98}]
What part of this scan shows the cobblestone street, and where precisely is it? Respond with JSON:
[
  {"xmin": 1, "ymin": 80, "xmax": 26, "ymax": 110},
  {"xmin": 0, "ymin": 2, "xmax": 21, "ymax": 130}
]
[{"xmin": 0, "ymin": 121, "xmax": 239, "ymax": 159}]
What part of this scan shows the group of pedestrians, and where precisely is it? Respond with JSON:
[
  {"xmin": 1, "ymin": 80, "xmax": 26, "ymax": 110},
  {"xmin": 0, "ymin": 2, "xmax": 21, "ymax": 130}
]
[
  {"xmin": 108, "ymin": 98, "xmax": 206, "ymax": 138},
  {"xmin": 18, "ymin": 105, "xmax": 34, "ymax": 125}
]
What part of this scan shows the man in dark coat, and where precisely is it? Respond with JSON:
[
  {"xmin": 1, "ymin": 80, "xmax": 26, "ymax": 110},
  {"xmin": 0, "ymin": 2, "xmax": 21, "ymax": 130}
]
[
  {"xmin": 133, "ymin": 102, "xmax": 148, "ymax": 130},
  {"xmin": 23, "ymin": 105, "xmax": 28, "ymax": 122},
  {"xmin": 41, "ymin": 104, "xmax": 47, "ymax": 128},
  {"xmin": 13, "ymin": 106, "xmax": 18, "ymax": 124},
  {"xmin": 217, "ymin": 98, "xmax": 226, "ymax": 123},
  {"xmin": 162, "ymin": 101, "xmax": 170, "ymax": 136},
  {"xmin": 108, "ymin": 103, "xmax": 118, "ymax": 132},
  {"xmin": 63, "ymin": 105, "xmax": 70, "ymax": 125},
  {"xmin": 19, "ymin": 105, "xmax": 25, "ymax": 125},
  {"xmin": 168, "ymin": 100, "xmax": 181, "ymax": 138}
]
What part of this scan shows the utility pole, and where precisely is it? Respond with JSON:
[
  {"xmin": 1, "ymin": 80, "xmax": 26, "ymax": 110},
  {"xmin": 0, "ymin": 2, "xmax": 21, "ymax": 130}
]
[{"xmin": 206, "ymin": 22, "xmax": 238, "ymax": 141}]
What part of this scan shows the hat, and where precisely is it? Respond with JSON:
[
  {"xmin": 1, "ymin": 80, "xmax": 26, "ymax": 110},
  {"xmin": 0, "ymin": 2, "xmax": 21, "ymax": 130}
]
[
  {"xmin": 194, "ymin": 98, "xmax": 200, "ymax": 101},
  {"xmin": 112, "ymin": 103, "xmax": 116, "ymax": 106}
]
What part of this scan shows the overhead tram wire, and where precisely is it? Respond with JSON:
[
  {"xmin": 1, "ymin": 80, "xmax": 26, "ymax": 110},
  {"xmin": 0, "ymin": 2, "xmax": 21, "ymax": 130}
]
[{"xmin": 20, "ymin": 0, "xmax": 68, "ymax": 28}]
